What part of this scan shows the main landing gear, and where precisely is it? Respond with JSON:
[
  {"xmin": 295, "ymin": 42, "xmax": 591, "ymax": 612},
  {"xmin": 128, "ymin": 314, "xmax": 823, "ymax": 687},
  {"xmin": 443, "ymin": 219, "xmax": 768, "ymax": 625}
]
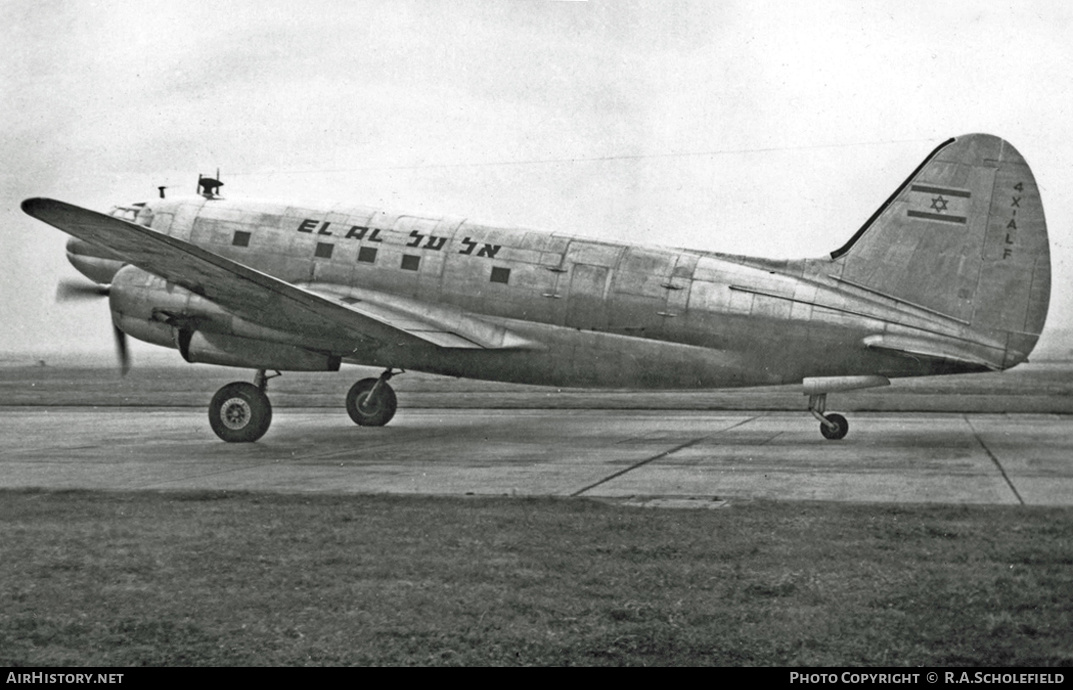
[
  {"xmin": 346, "ymin": 369, "xmax": 399, "ymax": 427},
  {"xmin": 208, "ymin": 368, "xmax": 402, "ymax": 442},
  {"xmin": 209, "ymin": 369, "xmax": 278, "ymax": 443},
  {"xmin": 808, "ymin": 393, "xmax": 848, "ymax": 441}
]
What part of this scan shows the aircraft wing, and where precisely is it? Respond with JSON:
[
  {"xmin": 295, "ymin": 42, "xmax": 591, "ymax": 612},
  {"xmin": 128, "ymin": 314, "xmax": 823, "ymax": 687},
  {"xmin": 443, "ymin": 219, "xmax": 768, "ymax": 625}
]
[{"xmin": 22, "ymin": 198, "xmax": 538, "ymax": 351}]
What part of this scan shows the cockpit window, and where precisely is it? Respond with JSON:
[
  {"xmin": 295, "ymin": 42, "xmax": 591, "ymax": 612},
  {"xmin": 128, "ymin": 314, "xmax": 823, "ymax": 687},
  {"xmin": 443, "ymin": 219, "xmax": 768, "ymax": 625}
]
[{"xmin": 109, "ymin": 202, "xmax": 152, "ymax": 227}]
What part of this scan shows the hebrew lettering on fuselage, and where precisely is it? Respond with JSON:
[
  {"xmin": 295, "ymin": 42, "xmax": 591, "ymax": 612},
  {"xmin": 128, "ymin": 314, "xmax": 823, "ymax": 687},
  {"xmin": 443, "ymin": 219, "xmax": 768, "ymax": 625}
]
[{"xmin": 299, "ymin": 219, "xmax": 499, "ymax": 259}]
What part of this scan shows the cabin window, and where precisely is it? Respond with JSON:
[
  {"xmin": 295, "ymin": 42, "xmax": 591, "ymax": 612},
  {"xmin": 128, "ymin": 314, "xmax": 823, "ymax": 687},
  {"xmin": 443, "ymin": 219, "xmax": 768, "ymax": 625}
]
[
  {"xmin": 401, "ymin": 255, "xmax": 420, "ymax": 271},
  {"xmin": 357, "ymin": 246, "xmax": 378, "ymax": 263},
  {"xmin": 232, "ymin": 231, "xmax": 251, "ymax": 247},
  {"xmin": 490, "ymin": 267, "xmax": 511, "ymax": 284},
  {"xmin": 315, "ymin": 242, "xmax": 334, "ymax": 259}
]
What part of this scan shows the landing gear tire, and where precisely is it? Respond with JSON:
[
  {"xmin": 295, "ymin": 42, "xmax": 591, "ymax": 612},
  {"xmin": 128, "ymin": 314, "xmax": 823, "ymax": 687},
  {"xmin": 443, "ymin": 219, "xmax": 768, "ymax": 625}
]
[
  {"xmin": 209, "ymin": 382, "xmax": 273, "ymax": 443},
  {"xmin": 346, "ymin": 378, "xmax": 397, "ymax": 427},
  {"xmin": 819, "ymin": 413, "xmax": 848, "ymax": 441}
]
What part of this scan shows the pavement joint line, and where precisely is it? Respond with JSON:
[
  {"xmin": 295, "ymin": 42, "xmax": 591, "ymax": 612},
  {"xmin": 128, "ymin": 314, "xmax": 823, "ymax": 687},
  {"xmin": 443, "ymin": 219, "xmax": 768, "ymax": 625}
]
[
  {"xmin": 569, "ymin": 414, "xmax": 759, "ymax": 497},
  {"xmin": 964, "ymin": 414, "xmax": 1025, "ymax": 506},
  {"xmin": 759, "ymin": 429, "xmax": 786, "ymax": 446}
]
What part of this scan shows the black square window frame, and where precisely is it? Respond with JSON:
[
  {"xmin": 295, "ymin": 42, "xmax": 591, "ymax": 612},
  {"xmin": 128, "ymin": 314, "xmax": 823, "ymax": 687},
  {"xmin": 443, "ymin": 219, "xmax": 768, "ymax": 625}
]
[
  {"xmin": 315, "ymin": 242, "xmax": 334, "ymax": 259},
  {"xmin": 401, "ymin": 255, "xmax": 420, "ymax": 271},
  {"xmin": 232, "ymin": 231, "xmax": 251, "ymax": 247},
  {"xmin": 357, "ymin": 246, "xmax": 378, "ymax": 263},
  {"xmin": 490, "ymin": 266, "xmax": 511, "ymax": 284}
]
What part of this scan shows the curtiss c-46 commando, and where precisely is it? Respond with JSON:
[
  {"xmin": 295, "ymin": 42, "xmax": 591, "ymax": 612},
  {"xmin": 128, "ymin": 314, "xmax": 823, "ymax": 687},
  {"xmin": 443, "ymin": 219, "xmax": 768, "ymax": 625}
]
[{"xmin": 22, "ymin": 134, "xmax": 1050, "ymax": 442}]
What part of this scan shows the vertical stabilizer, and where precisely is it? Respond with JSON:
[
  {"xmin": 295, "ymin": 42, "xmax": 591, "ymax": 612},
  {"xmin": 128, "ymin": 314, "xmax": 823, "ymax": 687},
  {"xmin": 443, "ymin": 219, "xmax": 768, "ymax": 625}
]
[{"xmin": 830, "ymin": 134, "xmax": 1050, "ymax": 367}]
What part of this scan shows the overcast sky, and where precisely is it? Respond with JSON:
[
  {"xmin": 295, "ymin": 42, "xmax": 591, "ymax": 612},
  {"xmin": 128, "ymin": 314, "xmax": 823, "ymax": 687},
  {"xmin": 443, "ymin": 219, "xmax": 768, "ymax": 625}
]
[{"xmin": 3, "ymin": 0, "xmax": 1071, "ymax": 358}]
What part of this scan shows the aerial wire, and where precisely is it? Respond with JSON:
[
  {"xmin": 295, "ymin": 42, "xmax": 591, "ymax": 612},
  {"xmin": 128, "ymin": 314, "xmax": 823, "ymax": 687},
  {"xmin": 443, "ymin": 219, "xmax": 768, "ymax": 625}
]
[{"xmin": 225, "ymin": 137, "xmax": 936, "ymax": 177}]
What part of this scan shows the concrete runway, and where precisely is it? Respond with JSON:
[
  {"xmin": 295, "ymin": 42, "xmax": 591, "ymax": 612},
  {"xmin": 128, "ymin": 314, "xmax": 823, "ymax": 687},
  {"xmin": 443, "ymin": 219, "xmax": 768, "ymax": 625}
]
[{"xmin": 2, "ymin": 407, "xmax": 1071, "ymax": 506}]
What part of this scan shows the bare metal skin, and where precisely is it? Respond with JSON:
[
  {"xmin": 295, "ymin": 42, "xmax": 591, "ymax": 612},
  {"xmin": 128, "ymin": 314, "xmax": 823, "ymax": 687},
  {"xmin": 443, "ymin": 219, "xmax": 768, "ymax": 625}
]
[{"xmin": 23, "ymin": 134, "xmax": 1050, "ymax": 442}]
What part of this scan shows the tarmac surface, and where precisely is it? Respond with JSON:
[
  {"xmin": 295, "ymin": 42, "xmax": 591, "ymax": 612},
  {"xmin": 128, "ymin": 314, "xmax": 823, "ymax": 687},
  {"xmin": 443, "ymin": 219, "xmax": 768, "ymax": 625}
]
[{"xmin": 2, "ymin": 406, "xmax": 1071, "ymax": 506}]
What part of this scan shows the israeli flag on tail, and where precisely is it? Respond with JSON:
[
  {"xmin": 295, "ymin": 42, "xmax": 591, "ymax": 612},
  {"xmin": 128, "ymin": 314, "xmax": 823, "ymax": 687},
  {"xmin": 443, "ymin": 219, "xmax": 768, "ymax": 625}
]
[
  {"xmin": 906, "ymin": 184, "xmax": 971, "ymax": 224},
  {"xmin": 905, "ymin": 184, "xmax": 974, "ymax": 225}
]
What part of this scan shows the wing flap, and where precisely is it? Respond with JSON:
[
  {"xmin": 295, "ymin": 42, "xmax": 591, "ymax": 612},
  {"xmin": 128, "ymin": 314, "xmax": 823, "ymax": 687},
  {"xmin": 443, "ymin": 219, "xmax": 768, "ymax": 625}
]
[
  {"xmin": 23, "ymin": 198, "xmax": 539, "ymax": 352},
  {"xmin": 300, "ymin": 283, "xmax": 540, "ymax": 350}
]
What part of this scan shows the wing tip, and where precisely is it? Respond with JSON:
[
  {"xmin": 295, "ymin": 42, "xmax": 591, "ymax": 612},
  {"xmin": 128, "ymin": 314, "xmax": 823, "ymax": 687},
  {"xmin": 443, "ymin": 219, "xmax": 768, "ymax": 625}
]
[{"xmin": 21, "ymin": 197, "xmax": 62, "ymax": 219}]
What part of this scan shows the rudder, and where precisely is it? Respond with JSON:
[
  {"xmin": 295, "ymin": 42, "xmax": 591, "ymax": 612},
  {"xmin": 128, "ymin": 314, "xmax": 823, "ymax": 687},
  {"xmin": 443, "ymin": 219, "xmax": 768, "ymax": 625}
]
[{"xmin": 830, "ymin": 134, "xmax": 1050, "ymax": 367}]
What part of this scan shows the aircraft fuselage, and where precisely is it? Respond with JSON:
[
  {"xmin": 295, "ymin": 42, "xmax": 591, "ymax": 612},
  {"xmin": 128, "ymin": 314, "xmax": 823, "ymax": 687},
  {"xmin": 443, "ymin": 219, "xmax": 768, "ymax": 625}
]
[{"xmin": 104, "ymin": 194, "xmax": 1002, "ymax": 390}]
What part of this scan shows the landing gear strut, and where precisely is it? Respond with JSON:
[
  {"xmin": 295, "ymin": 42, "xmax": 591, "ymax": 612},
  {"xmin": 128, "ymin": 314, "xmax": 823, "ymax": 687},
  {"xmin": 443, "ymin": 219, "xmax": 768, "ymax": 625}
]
[
  {"xmin": 208, "ymin": 369, "xmax": 279, "ymax": 443},
  {"xmin": 346, "ymin": 368, "xmax": 399, "ymax": 427},
  {"xmin": 808, "ymin": 393, "xmax": 848, "ymax": 441}
]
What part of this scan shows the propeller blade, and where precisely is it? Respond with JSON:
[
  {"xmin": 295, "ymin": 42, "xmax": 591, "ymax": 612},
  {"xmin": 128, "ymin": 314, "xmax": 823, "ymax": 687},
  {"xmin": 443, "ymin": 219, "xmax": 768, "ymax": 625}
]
[
  {"xmin": 56, "ymin": 280, "xmax": 109, "ymax": 302},
  {"xmin": 113, "ymin": 324, "xmax": 130, "ymax": 377}
]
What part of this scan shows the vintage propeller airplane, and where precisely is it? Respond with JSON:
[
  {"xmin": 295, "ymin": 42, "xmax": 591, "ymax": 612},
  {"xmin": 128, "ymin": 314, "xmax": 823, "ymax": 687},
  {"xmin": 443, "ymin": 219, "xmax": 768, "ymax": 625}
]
[{"xmin": 22, "ymin": 133, "xmax": 1050, "ymax": 442}]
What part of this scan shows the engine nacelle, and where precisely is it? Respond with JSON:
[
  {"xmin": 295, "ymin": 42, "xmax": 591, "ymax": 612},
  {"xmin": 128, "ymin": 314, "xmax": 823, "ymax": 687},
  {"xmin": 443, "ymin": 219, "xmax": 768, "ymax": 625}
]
[
  {"xmin": 109, "ymin": 265, "xmax": 341, "ymax": 372},
  {"xmin": 176, "ymin": 329, "xmax": 340, "ymax": 370}
]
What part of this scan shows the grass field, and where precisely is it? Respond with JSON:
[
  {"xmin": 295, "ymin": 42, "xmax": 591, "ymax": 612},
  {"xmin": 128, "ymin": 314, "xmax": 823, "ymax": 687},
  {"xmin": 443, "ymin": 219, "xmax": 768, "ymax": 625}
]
[{"xmin": 1, "ymin": 490, "xmax": 1071, "ymax": 666}]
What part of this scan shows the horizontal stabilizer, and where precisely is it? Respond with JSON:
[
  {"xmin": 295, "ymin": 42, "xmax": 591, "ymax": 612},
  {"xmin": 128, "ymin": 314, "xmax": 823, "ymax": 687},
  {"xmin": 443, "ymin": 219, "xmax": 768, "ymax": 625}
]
[
  {"xmin": 862, "ymin": 334, "xmax": 1002, "ymax": 372},
  {"xmin": 802, "ymin": 375, "xmax": 890, "ymax": 395}
]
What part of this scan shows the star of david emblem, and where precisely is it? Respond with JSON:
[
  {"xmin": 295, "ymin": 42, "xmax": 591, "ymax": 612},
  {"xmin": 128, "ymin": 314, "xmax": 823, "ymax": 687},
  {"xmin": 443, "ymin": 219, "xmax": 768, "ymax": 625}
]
[{"xmin": 930, "ymin": 195, "xmax": 949, "ymax": 213}]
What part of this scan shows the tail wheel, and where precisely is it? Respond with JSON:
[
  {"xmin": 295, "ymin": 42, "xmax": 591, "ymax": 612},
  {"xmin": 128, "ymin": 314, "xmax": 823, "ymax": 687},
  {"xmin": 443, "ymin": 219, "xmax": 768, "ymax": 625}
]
[
  {"xmin": 209, "ymin": 382, "xmax": 273, "ymax": 443},
  {"xmin": 346, "ymin": 378, "xmax": 397, "ymax": 427},
  {"xmin": 820, "ymin": 413, "xmax": 849, "ymax": 441}
]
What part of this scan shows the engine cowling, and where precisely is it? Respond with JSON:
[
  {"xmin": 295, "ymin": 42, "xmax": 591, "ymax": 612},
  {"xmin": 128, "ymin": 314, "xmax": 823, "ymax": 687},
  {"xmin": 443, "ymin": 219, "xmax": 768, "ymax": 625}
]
[{"xmin": 109, "ymin": 265, "xmax": 341, "ymax": 371}]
